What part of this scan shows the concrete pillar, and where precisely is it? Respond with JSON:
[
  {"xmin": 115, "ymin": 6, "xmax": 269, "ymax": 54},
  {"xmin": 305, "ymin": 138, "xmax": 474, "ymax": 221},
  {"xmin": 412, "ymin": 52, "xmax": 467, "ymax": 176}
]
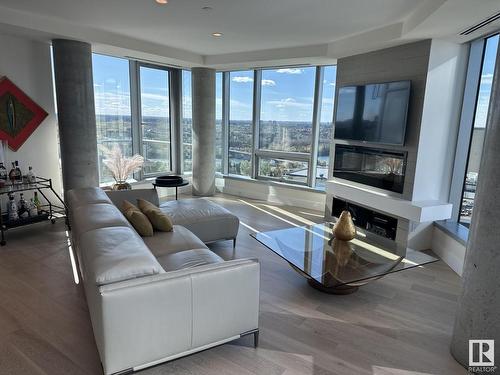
[
  {"xmin": 191, "ymin": 68, "xmax": 216, "ymax": 196},
  {"xmin": 52, "ymin": 39, "xmax": 98, "ymax": 192},
  {"xmin": 451, "ymin": 43, "xmax": 500, "ymax": 367}
]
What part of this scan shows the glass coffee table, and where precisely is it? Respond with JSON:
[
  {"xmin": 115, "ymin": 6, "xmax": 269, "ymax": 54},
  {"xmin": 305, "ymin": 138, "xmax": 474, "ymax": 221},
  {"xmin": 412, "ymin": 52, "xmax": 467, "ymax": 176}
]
[{"xmin": 251, "ymin": 223, "xmax": 438, "ymax": 294}]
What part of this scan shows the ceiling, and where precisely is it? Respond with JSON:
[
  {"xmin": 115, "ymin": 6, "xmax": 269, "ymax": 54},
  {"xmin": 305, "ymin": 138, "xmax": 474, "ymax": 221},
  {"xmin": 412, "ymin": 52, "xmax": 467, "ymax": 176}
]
[{"xmin": 0, "ymin": 0, "xmax": 498, "ymax": 69}]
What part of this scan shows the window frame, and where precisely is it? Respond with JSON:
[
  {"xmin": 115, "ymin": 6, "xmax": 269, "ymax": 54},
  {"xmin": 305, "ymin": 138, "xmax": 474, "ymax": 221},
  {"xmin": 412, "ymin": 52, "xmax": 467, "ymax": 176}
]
[
  {"xmin": 222, "ymin": 65, "xmax": 336, "ymax": 189},
  {"xmin": 449, "ymin": 33, "xmax": 499, "ymax": 225},
  {"xmin": 93, "ymin": 53, "xmax": 337, "ymax": 190}
]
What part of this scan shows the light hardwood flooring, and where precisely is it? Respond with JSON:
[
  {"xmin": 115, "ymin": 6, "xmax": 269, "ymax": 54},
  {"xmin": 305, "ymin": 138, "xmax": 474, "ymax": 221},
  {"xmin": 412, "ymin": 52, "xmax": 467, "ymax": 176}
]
[{"xmin": 0, "ymin": 193, "xmax": 466, "ymax": 375}]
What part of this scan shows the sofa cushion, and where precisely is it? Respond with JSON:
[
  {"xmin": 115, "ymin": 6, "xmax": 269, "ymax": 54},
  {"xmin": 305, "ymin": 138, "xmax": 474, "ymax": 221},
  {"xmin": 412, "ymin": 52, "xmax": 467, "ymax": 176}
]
[
  {"xmin": 106, "ymin": 188, "xmax": 160, "ymax": 209},
  {"xmin": 122, "ymin": 200, "xmax": 154, "ymax": 237},
  {"xmin": 142, "ymin": 225, "xmax": 208, "ymax": 257},
  {"xmin": 80, "ymin": 226, "xmax": 164, "ymax": 286},
  {"xmin": 67, "ymin": 187, "xmax": 112, "ymax": 209},
  {"xmin": 138, "ymin": 199, "xmax": 173, "ymax": 232},
  {"xmin": 156, "ymin": 249, "xmax": 223, "ymax": 272},
  {"xmin": 160, "ymin": 198, "xmax": 239, "ymax": 243},
  {"xmin": 72, "ymin": 203, "xmax": 131, "ymax": 240}
]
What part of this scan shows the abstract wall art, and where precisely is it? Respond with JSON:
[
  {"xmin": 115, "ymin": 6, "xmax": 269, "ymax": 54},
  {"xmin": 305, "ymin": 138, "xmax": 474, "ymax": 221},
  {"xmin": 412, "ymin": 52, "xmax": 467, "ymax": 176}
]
[{"xmin": 0, "ymin": 77, "xmax": 48, "ymax": 151}]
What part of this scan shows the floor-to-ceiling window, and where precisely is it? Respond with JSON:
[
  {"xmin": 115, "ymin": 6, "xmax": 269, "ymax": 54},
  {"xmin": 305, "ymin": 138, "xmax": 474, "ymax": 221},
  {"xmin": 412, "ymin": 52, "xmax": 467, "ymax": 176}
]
[
  {"xmin": 93, "ymin": 55, "xmax": 337, "ymax": 189},
  {"xmin": 92, "ymin": 54, "xmax": 133, "ymax": 183},
  {"xmin": 216, "ymin": 72, "xmax": 223, "ymax": 173},
  {"xmin": 258, "ymin": 67, "xmax": 316, "ymax": 184},
  {"xmin": 459, "ymin": 34, "xmax": 499, "ymax": 225},
  {"xmin": 139, "ymin": 65, "xmax": 171, "ymax": 175},
  {"xmin": 224, "ymin": 65, "xmax": 337, "ymax": 188},
  {"xmin": 93, "ymin": 54, "xmax": 174, "ymax": 184},
  {"xmin": 182, "ymin": 70, "xmax": 192, "ymax": 173},
  {"xmin": 317, "ymin": 66, "xmax": 337, "ymax": 188},
  {"xmin": 228, "ymin": 70, "xmax": 254, "ymax": 176}
]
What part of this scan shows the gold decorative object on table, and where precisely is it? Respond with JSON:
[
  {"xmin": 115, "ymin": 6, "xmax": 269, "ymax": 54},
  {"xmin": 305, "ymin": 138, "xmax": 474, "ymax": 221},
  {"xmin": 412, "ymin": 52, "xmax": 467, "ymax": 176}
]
[{"xmin": 333, "ymin": 210, "xmax": 356, "ymax": 241}]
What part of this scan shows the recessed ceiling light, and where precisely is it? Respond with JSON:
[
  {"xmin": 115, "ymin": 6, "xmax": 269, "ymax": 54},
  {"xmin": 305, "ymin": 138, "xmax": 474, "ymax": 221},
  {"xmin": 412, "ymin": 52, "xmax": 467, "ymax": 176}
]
[
  {"xmin": 202, "ymin": 6, "xmax": 213, "ymax": 11},
  {"xmin": 212, "ymin": 32, "xmax": 223, "ymax": 37},
  {"xmin": 156, "ymin": 0, "xmax": 168, "ymax": 4}
]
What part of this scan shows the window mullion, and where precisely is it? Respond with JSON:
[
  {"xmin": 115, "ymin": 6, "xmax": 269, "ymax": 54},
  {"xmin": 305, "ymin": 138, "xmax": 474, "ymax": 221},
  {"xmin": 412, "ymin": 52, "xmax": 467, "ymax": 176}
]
[
  {"xmin": 129, "ymin": 60, "xmax": 142, "ymax": 181},
  {"xmin": 308, "ymin": 66, "xmax": 324, "ymax": 187},
  {"xmin": 170, "ymin": 69, "xmax": 182, "ymax": 175},
  {"xmin": 252, "ymin": 70, "xmax": 262, "ymax": 179},
  {"xmin": 222, "ymin": 72, "xmax": 230, "ymax": 175}
]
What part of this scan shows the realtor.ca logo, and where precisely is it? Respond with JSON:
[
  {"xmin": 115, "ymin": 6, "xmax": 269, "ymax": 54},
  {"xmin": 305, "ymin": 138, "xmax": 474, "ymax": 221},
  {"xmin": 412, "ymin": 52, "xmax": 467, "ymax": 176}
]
[{"xmin": 469, "ymin": 340, "xmax": 497, "ymax": 373}]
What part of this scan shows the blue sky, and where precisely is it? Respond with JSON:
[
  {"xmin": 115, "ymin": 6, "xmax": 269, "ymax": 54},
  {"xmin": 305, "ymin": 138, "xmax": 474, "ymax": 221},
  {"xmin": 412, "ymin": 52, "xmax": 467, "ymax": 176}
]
[
  {"xmin": 92, "ymin": 54, "xmax": 336, "ymax": 124},
  {"xmin": 475, "ymin": 34, "xmax": 499, "ymax": 129},
  {"xmin": 228, "ymin": 67, "xmax": 336, "ymax": 123},
  {"xmin": 93, "ymin": 34, "xmax": 498, "ymax": 127}
]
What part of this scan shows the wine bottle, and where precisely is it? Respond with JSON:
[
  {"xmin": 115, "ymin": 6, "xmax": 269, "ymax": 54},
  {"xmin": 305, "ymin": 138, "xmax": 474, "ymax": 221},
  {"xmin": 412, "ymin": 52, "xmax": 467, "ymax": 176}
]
[
  {"xmin": 8, "ymin": 162, "xmax": 16, "ymax": 185},
  {"xmin": 28, "ymin": 198, "xmax": 37, "ymax": 217},
  {"xmin": 27, "ymin": 166, "xmax": 36, "ymax": 184},
  {"xmin": 14, "ymin": 161, "xmax": 22, "ymax": 184},
  {"xmin": 8, "ymin": 193, "xmax": 18, "ymax": 221},
  {"xmin": 33, "ymin": 191, "xmax": 41, "ymax": 215},
  {"xmin": 18, "ymin": 193, "xmax": 28, "ymax": 218},
  {"xmin": 0, "ymin": 162, "xmax": 7, "ymax": 181}
]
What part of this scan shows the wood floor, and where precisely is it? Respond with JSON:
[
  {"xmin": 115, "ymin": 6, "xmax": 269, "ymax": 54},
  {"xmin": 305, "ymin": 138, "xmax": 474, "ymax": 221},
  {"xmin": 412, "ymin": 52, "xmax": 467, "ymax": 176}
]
[{"xmin": 0, "ymin": 193, "xmax": 466, "ymax": 375}]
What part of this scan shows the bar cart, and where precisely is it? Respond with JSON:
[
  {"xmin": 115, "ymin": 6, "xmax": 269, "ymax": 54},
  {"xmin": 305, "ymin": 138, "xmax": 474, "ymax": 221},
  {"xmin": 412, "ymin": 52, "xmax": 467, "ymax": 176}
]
[{"xmin": 0, "ymin": 177, "xmax": 67, "ymax": 246}]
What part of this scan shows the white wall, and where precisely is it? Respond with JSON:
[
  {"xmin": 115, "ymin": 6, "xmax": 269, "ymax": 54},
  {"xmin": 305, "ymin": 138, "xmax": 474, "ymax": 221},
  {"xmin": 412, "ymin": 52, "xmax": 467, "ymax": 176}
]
[
  {"xmin": 0, "ymin": 33, "xmax": 62, "ymax": 196},
  {"xmin": 412, "ymin": 40, "xmax": 468, "ymax": 202}
]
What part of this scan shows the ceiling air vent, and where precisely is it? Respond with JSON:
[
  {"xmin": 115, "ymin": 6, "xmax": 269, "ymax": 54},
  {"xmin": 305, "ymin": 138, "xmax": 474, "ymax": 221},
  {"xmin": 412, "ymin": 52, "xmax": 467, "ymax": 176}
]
[{"xmin": 459, "ymin": 11, "xmax": 500, "ymax": 36}]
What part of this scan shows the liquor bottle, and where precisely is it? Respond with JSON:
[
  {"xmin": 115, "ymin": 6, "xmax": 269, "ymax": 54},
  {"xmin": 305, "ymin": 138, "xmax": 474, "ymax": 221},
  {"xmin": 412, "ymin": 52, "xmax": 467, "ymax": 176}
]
[
  {"xmin": 33, "ymin": 191, "xmax": 41, "ymax": 215},
  {"xmin": 28, "ymin": 198, "xmax": 38, "ymax": 217},
  {"xmin": 8, "ymin": 162, "xmax": 16, "ymax": 185},
  {"xmin": 18, "ymin": 193, "xmax": 28, "ymax": 218},
  {"xmin": 27, "ymin": 166, "xmax": 36, "ymax": 184},
  {"xmin": 14, "ymin": 161, "xmax": 22, "ymax": 184},
  {"xmin": 0, "ymin": 162, "xmax": 7, "ymax": 181},
  {"xmin": 7, "ymin": 193, "xmax": 18, "ymax": 221}
]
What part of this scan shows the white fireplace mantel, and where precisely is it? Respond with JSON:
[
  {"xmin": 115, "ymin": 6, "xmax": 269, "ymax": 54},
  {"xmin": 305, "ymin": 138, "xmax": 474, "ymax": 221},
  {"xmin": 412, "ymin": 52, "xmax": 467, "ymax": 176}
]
[{"xmin": 326, "ymin": 179, "xmax": 453, "ymax": 223}]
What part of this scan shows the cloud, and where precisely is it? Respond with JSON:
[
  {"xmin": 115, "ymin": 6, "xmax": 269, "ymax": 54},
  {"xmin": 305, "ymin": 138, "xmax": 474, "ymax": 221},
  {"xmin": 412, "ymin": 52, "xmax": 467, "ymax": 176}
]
[
  {"xmin": 481, "ymin": 73, "xmax": 493, "ymax": 86},
  {"xmin": 267, "ymin": 97, "xmax": 311, "ymax": 110},
  {"xmin": 261, "ymin": 79, "xmax": 276, "ymax": 87},
  {"xmin": 276, "ymin": 68, "xmax": 303, "ymax": 74},
  {"xmin": 232, "ymin": 76, "xmax": 254, "ymax": 83}
]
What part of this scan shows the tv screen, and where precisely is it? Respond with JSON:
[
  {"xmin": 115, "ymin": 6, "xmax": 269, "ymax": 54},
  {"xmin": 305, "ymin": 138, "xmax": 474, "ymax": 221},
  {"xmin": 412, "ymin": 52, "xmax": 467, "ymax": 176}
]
[{"xmin": 334, "ymin": 81, "xmax": 411, "ymax": 145}]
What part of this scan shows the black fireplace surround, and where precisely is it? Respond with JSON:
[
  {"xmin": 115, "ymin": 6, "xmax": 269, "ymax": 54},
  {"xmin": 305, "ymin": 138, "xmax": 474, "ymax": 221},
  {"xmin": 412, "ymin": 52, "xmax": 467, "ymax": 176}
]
[{"xmin": 333, "ymin": 145, "xmax": 407, "ymax": 194}]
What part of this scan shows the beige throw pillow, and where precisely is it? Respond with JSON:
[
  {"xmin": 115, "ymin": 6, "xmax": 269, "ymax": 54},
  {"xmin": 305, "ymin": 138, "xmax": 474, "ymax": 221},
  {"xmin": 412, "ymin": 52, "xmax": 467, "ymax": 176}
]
[
  {"xmin": 137, "ymin": 198, "xmax": 173, "ymax": 232},
  {"xmin": 122, "ymin": 200, "xmax": 154, "ymax": 237}
]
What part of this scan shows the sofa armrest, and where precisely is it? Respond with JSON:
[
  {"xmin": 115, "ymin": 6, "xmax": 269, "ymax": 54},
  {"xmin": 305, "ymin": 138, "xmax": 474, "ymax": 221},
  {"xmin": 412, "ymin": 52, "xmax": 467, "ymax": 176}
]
[{"xmin": 97, "ymin": 259, "xmax": 260, "ymax": 375}]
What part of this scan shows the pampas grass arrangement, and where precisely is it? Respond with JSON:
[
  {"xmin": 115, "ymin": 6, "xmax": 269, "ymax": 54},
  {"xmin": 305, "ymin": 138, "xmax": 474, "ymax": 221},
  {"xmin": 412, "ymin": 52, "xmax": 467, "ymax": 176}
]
[{"xmin": 99, "ymin": 145, "xmax": 144, "ymax": 186}]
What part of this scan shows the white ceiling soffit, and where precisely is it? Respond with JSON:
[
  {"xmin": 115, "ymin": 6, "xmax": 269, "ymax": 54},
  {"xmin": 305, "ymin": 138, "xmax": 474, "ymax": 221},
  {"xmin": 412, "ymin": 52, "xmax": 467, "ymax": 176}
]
[{"xmin": 0, "ymin": 0, "xmax": 498, "ymax": 69}]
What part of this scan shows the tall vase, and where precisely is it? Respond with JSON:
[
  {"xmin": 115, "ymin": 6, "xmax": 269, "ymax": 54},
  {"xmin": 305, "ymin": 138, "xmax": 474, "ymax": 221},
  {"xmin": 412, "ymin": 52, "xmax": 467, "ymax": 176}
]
[{"xmin": 333, "ymin": 210, "xmax": 356, "ymax": 241}]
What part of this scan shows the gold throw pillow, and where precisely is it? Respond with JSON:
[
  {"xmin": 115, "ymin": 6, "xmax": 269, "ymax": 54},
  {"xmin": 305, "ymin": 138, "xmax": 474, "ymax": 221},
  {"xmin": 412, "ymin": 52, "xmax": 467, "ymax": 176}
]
[
  {"xmin": 137, "ymin": 198, "xmax": 173, "ymax": 232},
  {"xmin": 122, "ymin": 200, "xmax": 154, "ymax": 237}
]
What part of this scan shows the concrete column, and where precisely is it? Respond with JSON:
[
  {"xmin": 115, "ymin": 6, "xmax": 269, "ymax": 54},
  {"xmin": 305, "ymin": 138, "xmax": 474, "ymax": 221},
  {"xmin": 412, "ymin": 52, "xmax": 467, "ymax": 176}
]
[
  {"xmin": 52, "ymin": 39, "xmax": 98, "ymax": 192},
  {"xmin": 191, "ymin": 68, "xmax": 216, "ymax": 196},
  {"xmin": 451, "ymin": 43, "xmax": 500, "ymax": 367}
]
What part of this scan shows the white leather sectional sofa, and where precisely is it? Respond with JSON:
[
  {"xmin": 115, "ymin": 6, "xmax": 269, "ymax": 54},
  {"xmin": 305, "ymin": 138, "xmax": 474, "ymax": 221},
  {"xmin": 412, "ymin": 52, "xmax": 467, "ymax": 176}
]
[{"xmin": 67, "ymin": 187, "xmax": 260, "ymax": 375}]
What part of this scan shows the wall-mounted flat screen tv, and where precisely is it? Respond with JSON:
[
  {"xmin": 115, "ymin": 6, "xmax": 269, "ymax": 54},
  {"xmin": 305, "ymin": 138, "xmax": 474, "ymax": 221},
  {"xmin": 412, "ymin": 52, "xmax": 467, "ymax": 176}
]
[{"xmin": 334, "ymin": 81, "xmax": 411, "ymax": 145}]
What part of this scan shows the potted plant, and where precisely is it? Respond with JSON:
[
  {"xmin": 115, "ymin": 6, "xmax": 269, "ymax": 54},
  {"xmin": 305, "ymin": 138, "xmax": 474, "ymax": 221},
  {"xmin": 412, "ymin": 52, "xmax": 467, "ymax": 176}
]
[{"xmin": 99, "ymin": 145, "xmax": 144, "ymax": 190}]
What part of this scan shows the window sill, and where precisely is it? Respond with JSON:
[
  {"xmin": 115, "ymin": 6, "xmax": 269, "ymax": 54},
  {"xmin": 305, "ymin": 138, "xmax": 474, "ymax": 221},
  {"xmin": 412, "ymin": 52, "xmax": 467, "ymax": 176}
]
[
  {"xmin": 434, "ymin": 220, "xmax": 469, "ymax": 246},
  {"xmin": 222, "ymin": 174, "xmax": 326, "ymax": 194}
]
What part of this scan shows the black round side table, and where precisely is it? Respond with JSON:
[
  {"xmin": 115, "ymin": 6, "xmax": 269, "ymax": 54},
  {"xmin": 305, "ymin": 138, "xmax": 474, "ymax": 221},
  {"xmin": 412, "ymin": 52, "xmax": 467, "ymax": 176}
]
[{"xmin": 153, "ymin": 176, "xmax": 189, "ymax": 200}]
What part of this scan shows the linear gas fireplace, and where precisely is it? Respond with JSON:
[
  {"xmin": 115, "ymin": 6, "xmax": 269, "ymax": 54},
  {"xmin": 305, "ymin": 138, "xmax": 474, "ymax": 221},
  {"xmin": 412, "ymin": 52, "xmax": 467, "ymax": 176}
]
[{"xmin": 333, "ymin": 145, "xmax": 407, "ymax": 193}]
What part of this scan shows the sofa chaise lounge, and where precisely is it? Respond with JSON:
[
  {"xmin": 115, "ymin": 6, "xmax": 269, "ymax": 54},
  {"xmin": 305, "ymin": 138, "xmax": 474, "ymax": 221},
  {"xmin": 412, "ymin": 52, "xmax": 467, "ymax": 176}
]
[{"xmin": 67, "ymin": 187, "xmax": 260, "ymax": 375}]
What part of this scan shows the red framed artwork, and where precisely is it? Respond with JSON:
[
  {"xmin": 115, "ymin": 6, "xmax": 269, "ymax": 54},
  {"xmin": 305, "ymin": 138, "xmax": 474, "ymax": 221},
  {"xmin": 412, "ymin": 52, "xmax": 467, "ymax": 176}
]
[{"xmin": 0, "ymin": 77, "xmax": 48, "ymax": 151}]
